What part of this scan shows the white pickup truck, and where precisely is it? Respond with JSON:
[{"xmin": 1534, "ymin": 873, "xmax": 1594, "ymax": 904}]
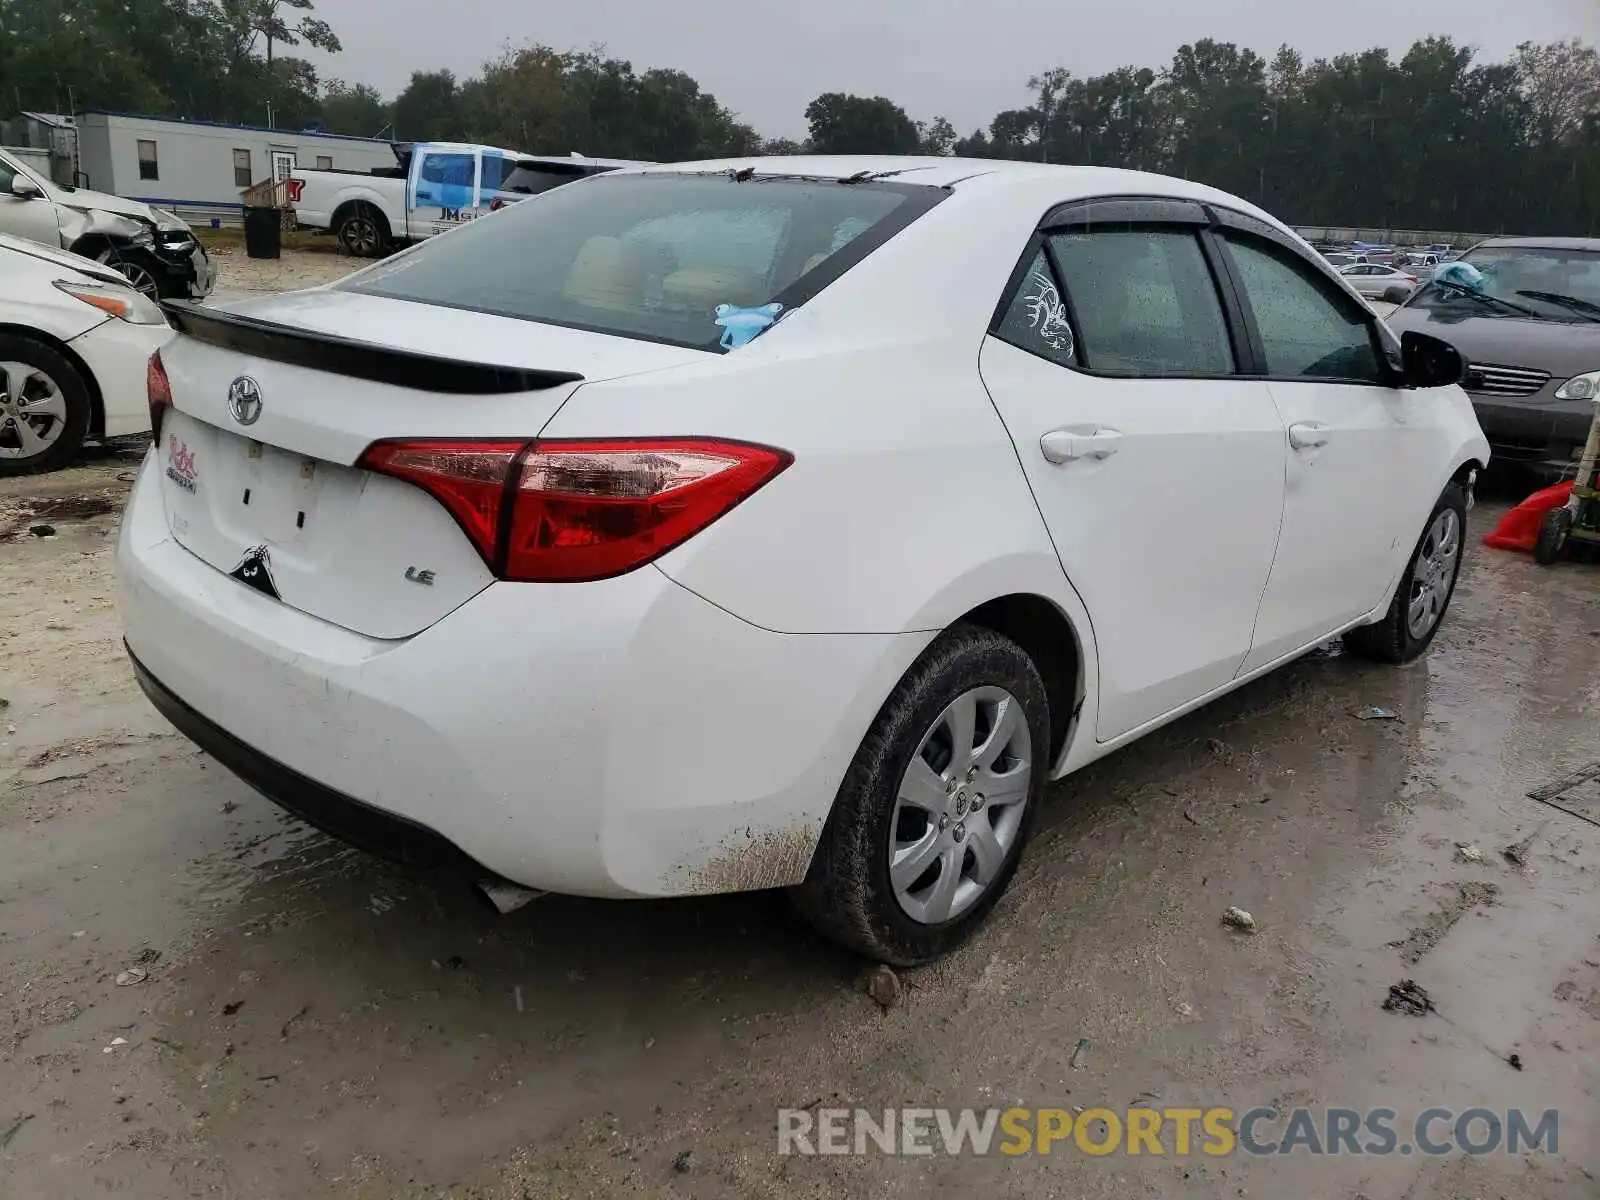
[
  {"xmin": 0, "ymin": 147, "xmax": 214, "ymax": 299},
  {"xmin": 289, "ymin": 142, "xmax": 644, "ymax": 257}
]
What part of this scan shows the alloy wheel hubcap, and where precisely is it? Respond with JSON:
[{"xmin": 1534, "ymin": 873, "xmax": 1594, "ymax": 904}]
[
  {"xmin": 1407, "ymin": 509, "xmax": 1460, "ymax": 639},
  {"xmin": 0, "ymin": 362, "xmax": 68, "ymax": 460},
  {"xmin": 115, "ymin": 262, "xmax": 158, "ymax": 296},
  {"xmin": 889, "ymin": 686, "xmax": 1032, "ymax": 925}
]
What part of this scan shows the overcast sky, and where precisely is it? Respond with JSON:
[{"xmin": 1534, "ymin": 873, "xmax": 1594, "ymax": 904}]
[{"xmin": 305, "ymin": 0, "xmax": 1599, "ymax": 139}]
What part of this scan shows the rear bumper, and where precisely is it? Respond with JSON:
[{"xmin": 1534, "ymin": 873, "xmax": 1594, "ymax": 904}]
[
  {"xmin": 116, "ymin": 454, "xmax": 929, "ymax": 898},
  {"xmin": 131, "ymin": 648, "xmax": 502, "ymax": 880}
]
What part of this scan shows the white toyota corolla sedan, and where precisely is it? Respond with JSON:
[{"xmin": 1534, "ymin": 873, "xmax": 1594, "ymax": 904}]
[
  {"xmin": 119, "ymin": 157, "xmax": 1488, "ymax": 964},
  {"xmin": 1, "ymin": 233, "xmax": 172, "ymax": 474}
]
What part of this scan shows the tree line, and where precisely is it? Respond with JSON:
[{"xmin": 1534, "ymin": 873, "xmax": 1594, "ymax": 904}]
[{"xmin": 3, "ymin": 0, "xmax": 1597, "ymax": 234}]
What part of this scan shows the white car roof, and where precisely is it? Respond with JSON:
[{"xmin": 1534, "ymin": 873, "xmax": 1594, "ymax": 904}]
[{"xmin": 622, "ymin": 155, "xmax": 1289, "ymax": 220}]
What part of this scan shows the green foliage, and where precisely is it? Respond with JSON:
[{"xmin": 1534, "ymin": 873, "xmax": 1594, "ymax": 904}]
[
  {"xmin": 320, "ymin": 81, "xmax": 387, "ymax": 137},
  {"xmin": 805, "ymin": 93, "xmax": 921, "ymax": 155},
  {"xmin": 949, "ymin": 36, "xmax": 1600, "ymax": 234}
]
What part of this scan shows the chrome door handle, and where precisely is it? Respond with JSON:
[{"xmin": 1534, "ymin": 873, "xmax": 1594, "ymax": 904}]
[
  {"xmin": 1288, "ymin": 421, "xmax": 1330, "ymax": 450},
  {"xmin": 1040, "ymin": 427, "xmax": 1124, "ymax": 464}
]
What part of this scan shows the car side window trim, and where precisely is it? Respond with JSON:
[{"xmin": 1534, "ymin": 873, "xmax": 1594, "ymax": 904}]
[
  {"xmin": 1207, "ymin": 226, "xmax": 1402, "ymax": 387},
  {"xmin": 1040, "ymin": 196, "xmax": 1209, "ymax": 230},
  {"xmin": 1195, "ymin": 226, "xmax": 1260, "ymax": 375}
]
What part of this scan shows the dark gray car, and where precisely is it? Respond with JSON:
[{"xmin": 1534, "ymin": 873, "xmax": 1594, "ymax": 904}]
[{"xmin": 1386, "ymin": 237, "xmax": 1600, "ymax": 475}]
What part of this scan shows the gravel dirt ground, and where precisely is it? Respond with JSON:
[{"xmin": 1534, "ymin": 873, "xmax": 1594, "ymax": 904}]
[
  {"xmin": 3, "ymin": 445, "xmax": 1600, "ymax": 1193},
  {"xmin": 206, "ymin": 238, "xmax": 364, "ymax": 300}
]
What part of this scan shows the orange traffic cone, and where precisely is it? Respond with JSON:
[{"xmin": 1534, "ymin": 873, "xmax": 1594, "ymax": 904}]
[{"xmin": 1483, "ymin": 481, "xmax": 1574, "ymax": 553}]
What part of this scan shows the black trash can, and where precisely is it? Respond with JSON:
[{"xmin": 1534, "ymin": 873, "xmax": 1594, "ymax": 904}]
[{"xmin": 243, "ymin": 205, "xmax": 282, "ymax": 260}]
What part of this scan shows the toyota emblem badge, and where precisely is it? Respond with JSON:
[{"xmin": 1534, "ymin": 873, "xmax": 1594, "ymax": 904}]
[{"xmin": 227, "ymin": 376, "xmax": 263, "ymax": 426}]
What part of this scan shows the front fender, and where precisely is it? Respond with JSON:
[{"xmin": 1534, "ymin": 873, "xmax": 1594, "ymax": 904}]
[{"xmin": 1372, "ymin": 428, "xmax": 1490, "ymax": 617}]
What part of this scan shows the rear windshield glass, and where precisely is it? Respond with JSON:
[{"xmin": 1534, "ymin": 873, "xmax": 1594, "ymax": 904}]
[
  {"xmin": 498, "ymin": 162, "xmax": 595, "ymax": 196},
  {"xmin": 341, "ymin": 172, "xmax": 943, "ymax": 350}
]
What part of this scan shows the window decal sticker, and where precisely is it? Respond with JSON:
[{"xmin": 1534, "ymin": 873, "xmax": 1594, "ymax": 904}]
[{"xmin": 1022, "ymin": 265, "xmax": 1074, "ymax": 356}]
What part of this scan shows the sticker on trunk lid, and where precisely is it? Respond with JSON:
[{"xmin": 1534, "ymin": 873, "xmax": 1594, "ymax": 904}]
[
  {"xmin": 166, "ymin": 436, "xmax": 198, "ymax": 494},
  {"xmin": 229, "ymin": 544, "xmax": 280, "ymax": 599}
]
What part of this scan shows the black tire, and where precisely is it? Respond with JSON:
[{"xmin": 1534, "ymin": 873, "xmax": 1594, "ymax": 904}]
[
  {"xmin": 793, "ymin": 624, "xmax": 1050, "ymax": 966},
  {"xmin": 1533, "ymin": 506, "xmax": 1572, "ymax": 566},
  {"xmin": 337, "ymin": 204, "xmax": 388, "ymax": 257},
  {"xmin": 0, "ymin": 335, "xmax": 93, "ymax": 476},
  {"xmin": 1344, "ymin": 482, "xmax": 1468, "ymax": 663}
]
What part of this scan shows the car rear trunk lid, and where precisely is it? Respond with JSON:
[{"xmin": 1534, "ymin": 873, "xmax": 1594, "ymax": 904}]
[{"xmin": 155, "ymin": 292, "xmax": 709, "ymax": 639}]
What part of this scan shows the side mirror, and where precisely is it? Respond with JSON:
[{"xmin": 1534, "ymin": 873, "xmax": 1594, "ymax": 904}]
[
  {"xmin": 1401, "ymin": 330, "xmax": 1466, "ymax": 389},
  {"xmin": 10, "ymin": 178, "xmax": 43, "ymax": 200}
]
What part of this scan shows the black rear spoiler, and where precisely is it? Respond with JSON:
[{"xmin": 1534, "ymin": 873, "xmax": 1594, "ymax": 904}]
[{"xmin": 161, "ymin": 301, "xmax": 584, "ymax": 395}]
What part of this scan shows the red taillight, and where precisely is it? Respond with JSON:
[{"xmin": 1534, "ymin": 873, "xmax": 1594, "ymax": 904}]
[
  {"xmin": 147, "ymin": 350, "xmax": 172, "ymax": 442},
  {"xmin": 358, "ymin": 437, "xmax": 792, "ymax": 582}
]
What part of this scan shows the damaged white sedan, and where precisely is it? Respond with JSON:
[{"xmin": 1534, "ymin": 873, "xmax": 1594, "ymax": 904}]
[
  {"xmin": 0, "ymin": 148, "xmax": 214, "ymax": 301},
  {"xmin": 118, "ymin": 156, "xmax": 1487, "ymax": 964},
  {"xmin": 1, "ymin": 234, "xmax": 173, "ymax": 474}
]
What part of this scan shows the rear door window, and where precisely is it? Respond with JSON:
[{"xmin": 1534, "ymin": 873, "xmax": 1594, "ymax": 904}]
[
  {"xmin": 1046, "ymin": 228, "xmax": 1234, "ymax": 376},
  {"xmin": 345, "ymin": 172, "xmax": 944, "ymax": 350}
]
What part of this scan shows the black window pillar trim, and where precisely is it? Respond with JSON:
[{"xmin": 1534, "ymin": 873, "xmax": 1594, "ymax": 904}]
[
  {"xmin": 987, "ymin": 230, "xmax": 1048, "ymax": 333},
  {"xmin": 1198, "ymin": 224, "xmax": 1267, "ymax": 375}
]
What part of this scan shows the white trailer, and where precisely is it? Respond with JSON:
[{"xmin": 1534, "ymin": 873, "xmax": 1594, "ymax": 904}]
[{"xmin": 74, "ymin": 111, "xmax": 397, "ymax": 227}]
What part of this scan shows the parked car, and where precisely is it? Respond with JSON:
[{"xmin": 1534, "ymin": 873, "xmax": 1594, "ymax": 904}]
[
  {"xmin": 0, "ymin": 233, "xmax": 172, "ymax": 474},
  {"xmin": 1339, "ymin": 262, "xmax": 1420, "ymax": 300},
  {"xmin": 289, "ymin": 143, "xmax": 641, "ymax": 256},
  {"xmin": 119, "ymin": 157, "xmax": 1486, "ymax": 964},
  {"xmin": 1387, "ymin": 237, "xmax": 1600, "ymax": 476},
  {"xmin": 486, "ymin": 154, "xmax": 651, "ymax": 211},
  {"xmin": 0, "ymin": 148, "xmax": 214, "ymax": 301}
]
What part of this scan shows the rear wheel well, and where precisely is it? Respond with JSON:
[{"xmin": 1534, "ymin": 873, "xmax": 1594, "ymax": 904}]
[
  {"xmin": 958, "ymin": 594, "xmax": 1082, "ymax": 765},
  {"xmin": 333, "ymin": 201, "xmax": 389, "ymax": 235},
  {"xmin": 0, "ymin": 323, "xmax": 104, "ymax": 439}
]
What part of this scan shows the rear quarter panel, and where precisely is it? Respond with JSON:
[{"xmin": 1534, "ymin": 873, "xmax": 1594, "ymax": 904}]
[
  {"xmin": 535, "ymin": 180, "xmax": 1107, "ymax": 776},
  {"xmin": 536, "ymin": 180, "xmax": 1085, "ymax": 639}
]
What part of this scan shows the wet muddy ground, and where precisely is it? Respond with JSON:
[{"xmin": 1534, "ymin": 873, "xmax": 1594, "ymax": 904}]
[{"xmin": 2, "ymin": 461, "xmax": 1598, "ymax": 1199}]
